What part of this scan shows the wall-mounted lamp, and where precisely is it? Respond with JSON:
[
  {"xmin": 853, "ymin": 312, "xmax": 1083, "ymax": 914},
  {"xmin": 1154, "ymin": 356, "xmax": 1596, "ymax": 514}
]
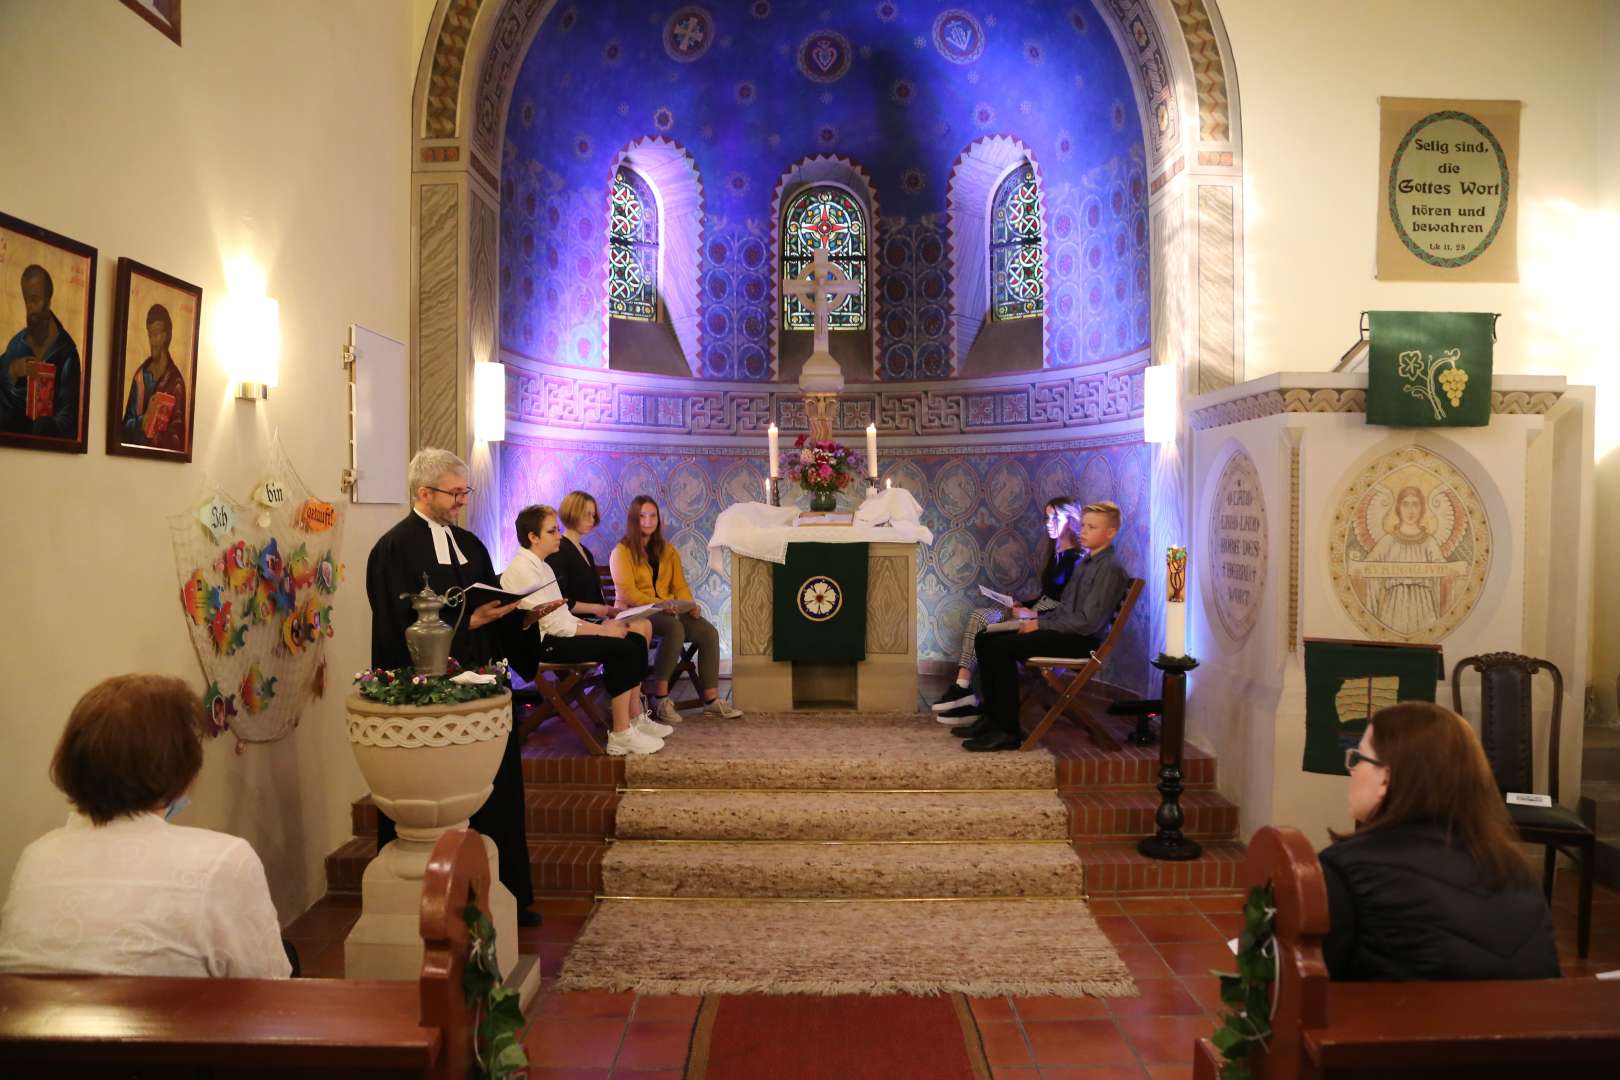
[
  {"xmin": 220, "ymin": 293, "xmax": 280, "ymax": 401},
  {"xmin": 474, "ymin": 360, "xmax": 506, "ymax": 442},
  {"xmin": 1143, "ymin": 364, "xmax": 1177, "ymax": 444}
]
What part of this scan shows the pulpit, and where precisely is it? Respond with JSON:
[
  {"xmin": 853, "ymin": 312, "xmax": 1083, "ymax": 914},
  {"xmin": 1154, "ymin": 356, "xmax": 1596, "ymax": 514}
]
[
  {"xmin": 1183, "ymin": 372, "xmax": 1595, "ymax": 846},
  {"xmin": 728, "ymin": 540, "xmax": 919, "ymax": 712}
]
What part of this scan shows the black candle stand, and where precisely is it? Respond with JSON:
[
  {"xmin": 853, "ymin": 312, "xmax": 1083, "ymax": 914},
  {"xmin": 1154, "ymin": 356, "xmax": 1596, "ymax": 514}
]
[{"xmin": 1137, "ymin": 655, "xmax": 1202, "ymax": 862}]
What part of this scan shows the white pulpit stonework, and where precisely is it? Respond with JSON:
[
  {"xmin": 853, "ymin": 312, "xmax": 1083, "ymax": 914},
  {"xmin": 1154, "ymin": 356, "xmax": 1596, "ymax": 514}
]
[{"xmin": 1184, "ymin": 373, "xmax": 1595, "ymax": 849}]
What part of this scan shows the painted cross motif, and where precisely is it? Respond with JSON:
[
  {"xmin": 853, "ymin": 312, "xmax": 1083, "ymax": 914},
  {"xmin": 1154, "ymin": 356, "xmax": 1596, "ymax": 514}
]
[
  {"xmin": 782, "ymin": 247, "xmax": 861, "ymax": 355},
  {"xmin": 673, "ymin": 16, "xmax": 706, "ymax": 52}
]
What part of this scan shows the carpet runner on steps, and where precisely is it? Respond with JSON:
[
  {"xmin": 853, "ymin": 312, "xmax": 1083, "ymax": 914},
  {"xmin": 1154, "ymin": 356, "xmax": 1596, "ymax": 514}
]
[
  {"xmin": 613, "ymin": 789, "xmax": 1070, "ymax": 841},
  {"xmin": 556, "ymin": 711, "xmax": 1135, "ymax": 997},
  {"xmin": 604, "ymin": 839, "xmax": 1086, "ymax": 898}
]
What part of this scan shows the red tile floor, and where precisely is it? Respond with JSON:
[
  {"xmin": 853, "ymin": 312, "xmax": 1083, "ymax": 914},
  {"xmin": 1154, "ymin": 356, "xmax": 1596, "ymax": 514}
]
[{"xmin": 284, "ymin": 871, "xmax": 1618, "ymax": 1079}]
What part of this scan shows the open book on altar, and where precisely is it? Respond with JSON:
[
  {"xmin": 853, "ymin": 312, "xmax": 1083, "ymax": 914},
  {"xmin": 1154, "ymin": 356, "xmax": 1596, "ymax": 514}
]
[{"xmin": 795, "ymin": 511, "xmax": 855, "ymax": 526}]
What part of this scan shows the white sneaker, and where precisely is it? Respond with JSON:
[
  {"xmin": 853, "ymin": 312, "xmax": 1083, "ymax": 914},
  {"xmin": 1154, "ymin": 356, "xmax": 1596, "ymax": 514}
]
[
  {"xmin": 702, "ymin": 697, "xmax": 744, "ymax": 719},
  {"xmin": 607, "ymin": 726, "xmax": 664, "ymax": 756},
  {"xmin": 635, "ymin": 712, "xmax": 675, "ymax": 738},
  {"xmin": 653, "ymin": 697, "xmax": 682, "ymax": 724}
]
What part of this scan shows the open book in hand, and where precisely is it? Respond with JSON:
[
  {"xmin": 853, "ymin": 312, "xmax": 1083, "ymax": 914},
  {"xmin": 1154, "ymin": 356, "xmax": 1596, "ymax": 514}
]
[
  {"xmin": 983, "ymin": 619, "xmax": 1026, "ymax": 634},
  {"xmin": 978, "ymin": 585, "xmax": 1018, "ymax": 608},
  {"xmin": 462, "ymin": 581, "xmax": 554, "ymax": 609}
]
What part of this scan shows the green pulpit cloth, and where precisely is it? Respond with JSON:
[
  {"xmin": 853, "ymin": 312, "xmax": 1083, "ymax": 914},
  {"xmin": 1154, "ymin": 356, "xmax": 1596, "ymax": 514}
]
[
  {"xmin": 1303, "ymin": 639, "xmax": 1445, "ymax": 776},
  {"xmin": 1366, "ymin": 310, "xmax": 1496, "ymax": 427},
  {"xmin": 772, "ymin": 543, "xmax": 868, "ymax": 662}
]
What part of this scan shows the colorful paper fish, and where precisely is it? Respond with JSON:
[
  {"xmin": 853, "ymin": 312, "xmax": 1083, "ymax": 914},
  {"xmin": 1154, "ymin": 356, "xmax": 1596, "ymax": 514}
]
[
  {"xmin": 257, "ymin": 538, "xmax": 283, "ymax": 585},
  {"xmin": 304, "ymin": 598, "xmax": 334, "ymax": 641},
  {"xmin": 207, "ymin": 600, "xmax": 246, "ymax": 655},
  {"xmin": 180, "ymin": 570, "xmax": 210, "ymax": 625},
  {"xmin": 280, "ymin": 606, "xmax": 307, "ymax": 655},
  {"xmin": 316, "ymin": 551, "xmax": 340, "ymax": 594},
  {"xmin": 286, "ymin": 543, "xmax": 316, "ymax": 592},
  {"xmin": 240, "ymin": 664, "xmax": 278, "ymax": 715},
  {"xmin": 214, "ymin": 540, "xmax": 258, "ymax": 593},
  {"xmin": 241, "ymin": 588, "xmax": 269, "ymax": 626},
  {"xmin": 202, "ymin": 682, "xmax": 239, "ymax": 737}
]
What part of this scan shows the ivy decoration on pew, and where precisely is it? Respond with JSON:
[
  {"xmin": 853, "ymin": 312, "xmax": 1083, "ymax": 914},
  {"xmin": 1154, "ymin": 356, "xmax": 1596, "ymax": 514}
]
[
  {"xmin": 463, "ymin": 893, "xmax": 529, "ymax": 1079},
  {"xmin": 1210, "ymin": 883, "xmax": 1277, "ymax": 1080},
  {"xmin": 353, "ymin": 658, "xmax": 511, "ymax": 707}
]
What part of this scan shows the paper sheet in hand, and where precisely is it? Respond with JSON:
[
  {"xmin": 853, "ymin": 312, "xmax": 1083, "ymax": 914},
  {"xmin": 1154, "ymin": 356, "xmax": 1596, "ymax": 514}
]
[
  {"xmin": 612, "ymin": 602, "xmax": 659, "ymax": 620},
  {"xmin": 463, "ymin": 581, "xmax": 547, "ymax": 608},
  {"xmin": 978, "ymin": 585, "xmax": 1017, "ymax": 608},
  {"xmin": 658, "ymin": 599, "xmax": 697, "ymax": 614}
]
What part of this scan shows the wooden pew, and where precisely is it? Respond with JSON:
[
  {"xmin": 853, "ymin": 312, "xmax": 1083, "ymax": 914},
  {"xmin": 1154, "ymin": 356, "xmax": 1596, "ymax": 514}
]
[
  {"xmin": 0, "ymin": 827, "xmax": 490, "ymax": 1079},
  {"xmin": 1192, "ymin": 825, "xmax": 1620, "ymax": 1079}
]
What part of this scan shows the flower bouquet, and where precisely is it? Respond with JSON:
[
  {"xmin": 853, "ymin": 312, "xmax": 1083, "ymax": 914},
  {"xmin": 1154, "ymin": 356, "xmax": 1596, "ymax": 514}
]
[
  {"xmin": 785, "ymin": 433, "xmax": 863, "ymax": 511},
  {"xmin": 353, "ymin": 656, "xmax": 510, "ymax": 707}
]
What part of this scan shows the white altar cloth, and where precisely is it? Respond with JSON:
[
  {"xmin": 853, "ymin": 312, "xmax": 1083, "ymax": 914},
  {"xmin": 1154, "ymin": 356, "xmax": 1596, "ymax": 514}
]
[{"xmin": 706, "ymin": 491, "xmax": 934, "ymax": 573}]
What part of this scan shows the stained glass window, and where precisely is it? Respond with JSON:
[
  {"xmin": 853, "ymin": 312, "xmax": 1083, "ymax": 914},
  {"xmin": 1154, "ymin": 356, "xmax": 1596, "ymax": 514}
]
[
  {"xmin": 991, "ymin": 164, "xmax": 1044, "ymax": 321},
  {"xmin": 609, "ymin": 168, "xmax": 658, "ymax": 321},
  {"xmin": 781, "ymin": 186, "xmax": 867, "ymax": 331}
]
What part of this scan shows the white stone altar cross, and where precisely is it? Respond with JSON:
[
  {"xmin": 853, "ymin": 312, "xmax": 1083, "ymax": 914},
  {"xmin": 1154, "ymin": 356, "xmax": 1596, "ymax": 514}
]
[{"xmin": 782, "ymin": 247, "xmax": 860, "ymax": 360}]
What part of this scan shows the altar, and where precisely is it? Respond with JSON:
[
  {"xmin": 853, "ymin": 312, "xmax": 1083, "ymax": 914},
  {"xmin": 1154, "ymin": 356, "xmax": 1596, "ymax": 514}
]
[{"xmin": 710, "ymin": 502, "xmax": 930, "ymax": 712}]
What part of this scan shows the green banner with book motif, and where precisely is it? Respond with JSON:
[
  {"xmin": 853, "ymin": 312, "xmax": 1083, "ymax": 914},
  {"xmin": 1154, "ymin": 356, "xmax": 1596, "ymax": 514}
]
[
  {"xmin": 772, "ymin": 543, "xmax": 868, "ymax": 662},
  {"xmin": 1366, "ymin": 310, "xmax": 1496, "ymax": 427},
  {"xmin": 1303, "ymin": 639, "xmax": 1444, "ymax": 776}
]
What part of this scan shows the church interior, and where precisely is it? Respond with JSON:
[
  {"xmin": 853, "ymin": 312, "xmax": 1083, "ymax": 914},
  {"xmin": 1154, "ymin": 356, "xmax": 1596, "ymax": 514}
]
[{"xmin": 3, "ymin": 0, "xmax": 1620, "ymax": 1075}]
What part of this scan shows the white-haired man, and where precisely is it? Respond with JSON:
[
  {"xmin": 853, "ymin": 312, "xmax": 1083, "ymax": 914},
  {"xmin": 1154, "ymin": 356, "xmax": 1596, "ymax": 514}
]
[{"xmin": 365, "ymin": 447, "xmax": 539, "ymax": 925}]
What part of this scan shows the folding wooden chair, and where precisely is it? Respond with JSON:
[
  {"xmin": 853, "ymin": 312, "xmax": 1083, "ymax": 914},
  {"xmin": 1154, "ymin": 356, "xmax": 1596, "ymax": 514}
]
[
  {"xmin": 597, "ymin": 565, "xmax": 704, "ymax": 709},
  {"xmin": 524, "ymin": 659, "xmax": 609, "ymax": 755},
  {"xmin": 1018, "ymin": 577, "xmax": 1145, "ymax": 752}
]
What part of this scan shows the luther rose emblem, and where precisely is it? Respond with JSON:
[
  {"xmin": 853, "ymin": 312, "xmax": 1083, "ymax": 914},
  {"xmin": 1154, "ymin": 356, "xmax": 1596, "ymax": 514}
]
[{"xmin": 798, "ymin": 576, "xmax": 843, "ymax": 621}]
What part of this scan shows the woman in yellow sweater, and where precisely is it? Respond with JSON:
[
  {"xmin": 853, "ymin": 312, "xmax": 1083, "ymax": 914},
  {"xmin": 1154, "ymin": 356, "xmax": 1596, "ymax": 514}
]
[{"xmin": 609, "ymin": 495, "xmax": 743, "ymax": 723}]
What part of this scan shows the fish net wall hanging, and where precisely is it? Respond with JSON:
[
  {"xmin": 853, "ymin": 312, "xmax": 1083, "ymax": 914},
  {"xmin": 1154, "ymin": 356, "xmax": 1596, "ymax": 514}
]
[{"xmin": 169, "ymin": 434, "xmax": 346, "ymax": 747}]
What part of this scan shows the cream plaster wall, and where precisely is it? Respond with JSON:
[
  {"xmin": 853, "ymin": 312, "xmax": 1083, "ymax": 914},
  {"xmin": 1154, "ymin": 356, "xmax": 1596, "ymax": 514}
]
[
  {"xmin": 0, "ymin": 1, "xmax": 419, "ymax": 924},
  {"xmin": 1220, "ymin": 0, "xmax": 1620, "ymax": 723}
]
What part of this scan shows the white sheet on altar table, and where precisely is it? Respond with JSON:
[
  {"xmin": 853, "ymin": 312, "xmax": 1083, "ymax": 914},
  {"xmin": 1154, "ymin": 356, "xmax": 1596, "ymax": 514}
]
[{"xmin": 707, "ymin": 493, "xmax": 933, "ymax": 573}]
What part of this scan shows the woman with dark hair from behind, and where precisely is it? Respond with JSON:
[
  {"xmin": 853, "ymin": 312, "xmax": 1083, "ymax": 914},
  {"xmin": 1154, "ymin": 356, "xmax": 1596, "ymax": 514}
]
[
  {"xmin": 0, "ymin": 674, "xmax": 291, "ymax": 978},
  {"xmin": 1323, "ymin": 701, "xmax": 1558, "ymax": 981}
]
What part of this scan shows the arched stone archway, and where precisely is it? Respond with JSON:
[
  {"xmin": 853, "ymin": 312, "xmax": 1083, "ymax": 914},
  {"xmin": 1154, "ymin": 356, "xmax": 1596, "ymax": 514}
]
[{"xmin": 408, "ymin": 0, "xmax": 1245, "ymax": 675}]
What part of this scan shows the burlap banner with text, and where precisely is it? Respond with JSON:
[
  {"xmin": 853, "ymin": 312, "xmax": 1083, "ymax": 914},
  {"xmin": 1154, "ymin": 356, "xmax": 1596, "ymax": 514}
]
[{"xmin": 1376, "ymin": 97, "xmax": 1520, "ymax": 282}]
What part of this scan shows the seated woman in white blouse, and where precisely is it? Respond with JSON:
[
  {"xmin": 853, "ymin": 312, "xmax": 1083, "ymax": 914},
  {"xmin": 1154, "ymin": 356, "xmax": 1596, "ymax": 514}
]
[
  {"xmin": 0, "ymin": 674, "xmax": 291, "ymax": 978},
  {"xmin": 501, "ymin": 503, "xmax": 670, "ymax": 756}
]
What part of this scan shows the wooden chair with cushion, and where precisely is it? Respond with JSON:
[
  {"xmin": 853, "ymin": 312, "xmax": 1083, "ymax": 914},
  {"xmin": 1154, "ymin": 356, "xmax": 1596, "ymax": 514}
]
[
  {"xmin": 1018, "ymin": 577, "xmax": 1145, "ymax": 752},
  {"xmin": 1451, "ymin": 652, "xmax": 1594, "ymax": 958}
]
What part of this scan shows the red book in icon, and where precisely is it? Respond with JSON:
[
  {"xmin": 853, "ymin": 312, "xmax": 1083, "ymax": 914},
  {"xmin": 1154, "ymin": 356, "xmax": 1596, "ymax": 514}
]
[
  {"xmin": 25, "ymin": 362, "xmax": 55, "ymax": 421},
  {"xmin": 144, "ymin": 391, "xmax": 176, "ymax": 441}
]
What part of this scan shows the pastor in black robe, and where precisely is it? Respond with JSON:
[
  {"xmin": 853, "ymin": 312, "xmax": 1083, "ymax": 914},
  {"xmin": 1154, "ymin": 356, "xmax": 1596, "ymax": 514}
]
[{"xmin": 365, "ymin": 511, "xmax": 534, "ymax": 911}]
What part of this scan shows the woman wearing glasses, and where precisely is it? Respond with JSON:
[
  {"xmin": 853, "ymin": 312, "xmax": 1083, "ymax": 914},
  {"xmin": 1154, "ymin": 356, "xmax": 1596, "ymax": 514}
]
[
  {"xmin": 933, "ymin": 496, "xmax": 1086, "ymax": 724},
  {"xmin": 547, "ymin": 491, "xmax": 621, "ymax": 622},
  {"xmin": 502, "ymin": 504, "xmax": 669, "ymax": 756},
  {"xmin": 1322, "ymin": 702, "xmax": 1558, "ymax": 981}
]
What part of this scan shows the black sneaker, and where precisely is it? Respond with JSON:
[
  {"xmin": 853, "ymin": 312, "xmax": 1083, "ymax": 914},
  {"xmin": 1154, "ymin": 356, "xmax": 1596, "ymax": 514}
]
[
  {"xmin": 930, "ymin": 683, "xmax": 974, "ymax": 712},
  {"xmin": 938, "ymin": 701, "xmax": 981, "ymax": 719}
]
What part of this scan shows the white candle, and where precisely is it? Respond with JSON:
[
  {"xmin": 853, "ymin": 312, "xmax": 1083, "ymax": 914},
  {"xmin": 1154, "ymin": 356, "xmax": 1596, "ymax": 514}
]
[
  {"xmin": 1164, "ymin": 601, "xmax": 1187, "ymax": 659},
  {"xmin": 763, "ymin": 476, "xmax": 771, "ymax": 502},
  {"xmin": 865, "ymin": 423, "xmax": 878, "ymax": 478},
  {"xmin": 885, "ymin": 477, "xmax": 892, "ymax": 490},
  {"xmin": 768, "ymin": 423, "xmax": 780, "ymax": 478}
]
